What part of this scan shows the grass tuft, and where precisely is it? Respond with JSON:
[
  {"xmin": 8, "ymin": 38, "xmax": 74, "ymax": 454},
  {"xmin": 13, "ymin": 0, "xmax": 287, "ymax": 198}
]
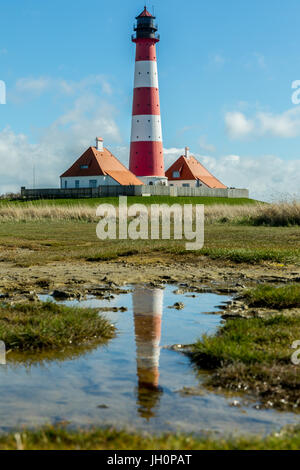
[
  {"xmin": 1, "ymin": 424, "xmax": 300, "ymax": 450},
  {"xmin": 243, "ymin": 284, "xmax": 300, "ymax": 309},
  {"xmin": 191, "ymin": 315, "xmax": 300, "ymax": 368},
  {"xmin": 190, "ymin": 312, "xmax": 300, "ymax": 410},
  {"xmin": 0, "ymin": 301, "xmax": 115, "ymax": 351}
]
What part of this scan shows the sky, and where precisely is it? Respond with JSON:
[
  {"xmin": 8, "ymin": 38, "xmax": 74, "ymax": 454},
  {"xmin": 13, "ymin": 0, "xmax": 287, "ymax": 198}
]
[{"xmin": 0, "ymin": 0, "xmax": 300, "ymax": 201}]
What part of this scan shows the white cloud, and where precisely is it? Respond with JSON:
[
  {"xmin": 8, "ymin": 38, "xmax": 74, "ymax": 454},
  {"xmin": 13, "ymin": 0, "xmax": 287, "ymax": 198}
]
[
  {"xmin": 163, "ymin": 147, "xmax": 185, "ymax": 169},
  {"xmin": 194, "ymin": 153, "xmax": 300, "ymax": 201},
  {"xmin": 254, "ymin": 52, "xmax": 267, "ymax": 70},
  {"xmin": 225, "ymin": 106, "xmax": 300, "ymax": 139},
  {"xmin": 257, "ymin": 108, "xmax": 300, "ymax": 137},
  {"xmin": 214, "ymin": 54, "xmax": 225, "ymax": 66},
  {"xmin": 162, "ymin": 147, "xmax": 300, "ymax": 201},
  {"xmin": 198, "ymin": 135, "xmax": 216, "ymax": 153},
  {"xmin": 206, "ymin": 54, "xmax": 226, "ymax": 68},
  {"xmin": 15, "ymin": 77, "xmax": 53, "ymax": 95},
  {"xmin": 1, "ymin": 122, "xmax": 299, "ymax": 202},
  {"xmin": 225, "ymin": 111, "xmax": 254, "ymax": 139},
  {"xmin": 0, "ymin": 95, "xmax": 121, "ymax": 194},
  {"xmin": 12, "ymin": 75, "xmax": 112, "ymax": 101}
]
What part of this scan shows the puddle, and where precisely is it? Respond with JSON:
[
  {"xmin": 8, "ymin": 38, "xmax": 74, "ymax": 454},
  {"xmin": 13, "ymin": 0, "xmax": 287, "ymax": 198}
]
[{"xmin": 0, "ymin": 285, "xmax": 299, "ymax": 436}]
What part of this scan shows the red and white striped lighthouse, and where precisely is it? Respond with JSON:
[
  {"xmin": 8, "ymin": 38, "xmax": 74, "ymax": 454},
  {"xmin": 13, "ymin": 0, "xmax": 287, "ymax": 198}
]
[{"xmin": 129, "ymin": 7, "xmax": 167, "ymax": 186}]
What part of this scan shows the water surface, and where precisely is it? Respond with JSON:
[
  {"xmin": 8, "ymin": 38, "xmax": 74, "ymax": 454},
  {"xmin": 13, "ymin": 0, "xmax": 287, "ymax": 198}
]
[{"xmin": 0, "ymin": 285, "xmax": 298, "ymax": 436}]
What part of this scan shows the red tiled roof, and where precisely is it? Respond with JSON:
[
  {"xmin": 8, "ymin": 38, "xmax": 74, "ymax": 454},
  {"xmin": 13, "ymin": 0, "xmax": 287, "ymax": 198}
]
[
  {"xmin": 137, "ymin": 6, "xmax": 153, "ymax": 17},
  {"xmin": 60, "ymin": 147, "xmax": 144, "ymax": 186},
  {"xmin": 165, "ymin": 155, "xmax": 227, "ymax": 189}
]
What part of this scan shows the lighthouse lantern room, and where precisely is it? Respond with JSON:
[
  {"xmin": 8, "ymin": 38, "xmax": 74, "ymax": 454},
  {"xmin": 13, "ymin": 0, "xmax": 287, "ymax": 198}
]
[{"xmin": 129, "ymin": 7, "xmax": 168, "ymax": 186}]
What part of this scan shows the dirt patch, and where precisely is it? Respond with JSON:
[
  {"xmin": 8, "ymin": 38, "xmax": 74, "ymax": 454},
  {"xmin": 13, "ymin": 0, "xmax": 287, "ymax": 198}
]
[{"xmin": 0, "ymin": 256, "xmax": 299, "ymax": 301}]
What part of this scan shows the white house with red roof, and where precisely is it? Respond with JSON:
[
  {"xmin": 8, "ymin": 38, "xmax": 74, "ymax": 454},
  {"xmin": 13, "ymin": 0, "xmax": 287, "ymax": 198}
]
[
  {"xmin": 165, "ymin": 147, "xmax": 227, "ymax": 189},
  {"xmin": 60, "ymin": 138, "xmax": 143, "ymax": 189}
]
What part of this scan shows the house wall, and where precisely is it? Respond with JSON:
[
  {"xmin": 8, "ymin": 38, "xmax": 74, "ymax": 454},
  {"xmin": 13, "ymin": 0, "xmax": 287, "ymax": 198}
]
[
  {"xmin": 168, "ymin": 179, "xmax": 208, "ymax": 188},
  {"xmin": 60, "ymin": 175, "xmax": 119, "ymax": 189},
  {"xmin": 139, "ymin": 175, "xmax": 168, "ymax": 186}
]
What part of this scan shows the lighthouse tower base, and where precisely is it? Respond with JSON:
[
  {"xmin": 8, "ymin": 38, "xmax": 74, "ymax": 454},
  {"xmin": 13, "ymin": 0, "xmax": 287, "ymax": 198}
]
[{"xmin": 139, "ymin": 176, "xmax": 168, "ymax": 186}]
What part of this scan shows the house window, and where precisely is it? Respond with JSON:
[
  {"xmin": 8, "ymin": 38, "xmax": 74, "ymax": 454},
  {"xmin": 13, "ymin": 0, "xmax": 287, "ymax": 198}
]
[
  {"xmin": 89, "ymin": 180, "xmax": 97, "ymax": 188},
  {"xmin": 75, "ymin": 180, "xmax": 80, "ymax": 188},
  {"xmin": 64, "ymin": 181, "xmax": 67, "ymax": 189},
  {"xmin": 172, "ymin": 171, "xmax": 180, "ymax": 178},
  {"xmin": 80, "ymin": 165, "xmax": 89, "ymax": 169},
  {"xmin": 182, "ymin": 183, "xmax": 190, "ymax": 187}
]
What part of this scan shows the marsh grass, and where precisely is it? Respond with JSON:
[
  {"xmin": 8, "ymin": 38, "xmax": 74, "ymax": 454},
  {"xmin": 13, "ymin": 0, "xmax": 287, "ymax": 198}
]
[
  {"xmin": 0, "ymin": 195, "xmax": 257, "ymax": 208},
  {"xmin": 243, "ymin": 284, "xmax": 300, "ymax": 309},
  {"xmin": 1, "ymin": 424, "xmax": 300, "ymax": 450},
  {"xmin": 190, "ymin": 313, "xmax": 300, "ymax": 410},
  {"xmin": 191, "ymin": 315, "xmax": 300, "ymax": 368},
  {"xmin": 0, "ymin": 301, "xmax": 115, "ymax": 351},
  {"xmin": 198, "ymin": 247, "xmax": 294, "ymax": 264},
  {"xmin": 0, "ymin": 220, "xmax": 299, "ymax": 266},
  {"xmin": 0, "ymin": 199, "xmax": 299, "ymax": 227}
]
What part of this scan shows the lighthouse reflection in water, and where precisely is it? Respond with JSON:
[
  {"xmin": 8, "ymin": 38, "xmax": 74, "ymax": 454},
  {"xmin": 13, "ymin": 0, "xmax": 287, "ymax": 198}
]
[{"xmin": 132, "ymin": 287, "xmax": 163, "ymax": 419}]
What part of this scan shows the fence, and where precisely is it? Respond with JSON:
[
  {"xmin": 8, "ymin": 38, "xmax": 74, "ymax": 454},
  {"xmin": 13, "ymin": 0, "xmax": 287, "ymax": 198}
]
[{"xmin": 20, "ymin": 186, "xmax": 249, "ymax": 200}]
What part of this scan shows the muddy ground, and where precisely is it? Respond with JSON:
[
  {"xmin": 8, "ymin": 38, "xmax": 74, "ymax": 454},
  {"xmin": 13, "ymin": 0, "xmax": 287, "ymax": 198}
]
[{"xmin": 0, "ymin": 255, "xmax": 299, "ymax": 301}]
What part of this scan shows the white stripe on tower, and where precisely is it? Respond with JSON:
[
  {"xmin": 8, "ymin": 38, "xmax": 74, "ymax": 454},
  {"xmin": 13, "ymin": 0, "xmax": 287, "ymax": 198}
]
[
  {"xmin": 134, "ymin": 61, "xmax": 159, "ymax": 88},
  {"xmin": 129, "ymin": 7, "xmax": 166, "ymax": 183},
  {"xmin": 131, "ymin": 115, "xmax": 162, "ymax": 142}
]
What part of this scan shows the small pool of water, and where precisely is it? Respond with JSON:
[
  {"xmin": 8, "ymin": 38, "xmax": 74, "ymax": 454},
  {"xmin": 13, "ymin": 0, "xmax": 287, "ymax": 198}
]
[{"xmin": 0, "ymin": 285, "xmax": 299, "ymax": 436}]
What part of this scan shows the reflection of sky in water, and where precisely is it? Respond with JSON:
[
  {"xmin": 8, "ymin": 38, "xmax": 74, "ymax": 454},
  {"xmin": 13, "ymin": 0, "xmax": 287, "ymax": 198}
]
[{"xmin": 0, "ymin": 286, "xmax": 299, "ymax": 436}]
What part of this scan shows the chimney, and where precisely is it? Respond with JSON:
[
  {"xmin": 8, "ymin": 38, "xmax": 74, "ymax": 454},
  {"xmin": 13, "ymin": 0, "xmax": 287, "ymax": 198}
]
[
  {"xmin": 185, "ymin": 146, "xmax": 190, "ymax": 159},
  {"xmin": 96, "ymin": 137, "xmax": 104, "ymax": 152}
]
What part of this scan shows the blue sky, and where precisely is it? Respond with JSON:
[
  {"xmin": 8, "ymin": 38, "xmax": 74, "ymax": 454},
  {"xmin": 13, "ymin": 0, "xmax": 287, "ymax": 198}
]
[{"xmin": 0, "ymin": 0, "xmax": 300, "ymax": 200}]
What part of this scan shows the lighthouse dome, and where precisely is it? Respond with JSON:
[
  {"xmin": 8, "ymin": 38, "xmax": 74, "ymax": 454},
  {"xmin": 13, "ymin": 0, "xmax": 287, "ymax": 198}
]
[
  {"xmin": 136, "ymin": 6, "xmax": 155, "ymax": 18},
  {"xmin": 134, "ymin": 7, "xmax": 157, "ymax": 39}
]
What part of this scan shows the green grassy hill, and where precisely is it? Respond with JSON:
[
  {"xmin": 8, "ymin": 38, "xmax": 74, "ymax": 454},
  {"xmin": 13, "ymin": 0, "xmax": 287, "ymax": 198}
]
[{"xmin": 0, "ymin": 196, "xmax": 259, "ymax": 207}]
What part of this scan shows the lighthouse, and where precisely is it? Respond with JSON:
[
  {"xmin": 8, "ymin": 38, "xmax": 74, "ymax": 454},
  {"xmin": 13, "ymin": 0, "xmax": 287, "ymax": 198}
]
[{"xmin": 129, "ymin": 7, "xmax": 167, "ymax": 186}]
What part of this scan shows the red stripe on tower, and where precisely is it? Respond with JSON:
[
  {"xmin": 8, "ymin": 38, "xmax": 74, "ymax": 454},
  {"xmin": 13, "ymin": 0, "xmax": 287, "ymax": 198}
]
[{"xmin": 129, "ymin": 7, "xmax": 167, "ymax": 185}]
